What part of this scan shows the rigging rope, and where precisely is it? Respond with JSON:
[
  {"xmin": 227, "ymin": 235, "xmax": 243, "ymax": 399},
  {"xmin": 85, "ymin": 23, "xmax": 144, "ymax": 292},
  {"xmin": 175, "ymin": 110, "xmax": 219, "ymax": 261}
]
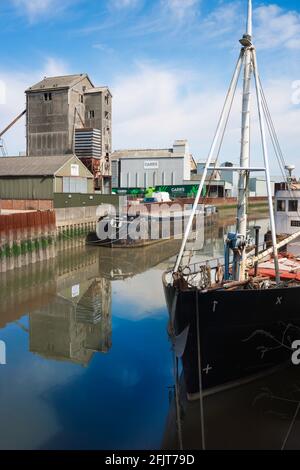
[
  {"xmin": 180, "ymin": 53, "xmax": 244, "ymax": 270},
  {"xmin": 259, "ymin": 78, "xmax": 300, "ymax": 224}
]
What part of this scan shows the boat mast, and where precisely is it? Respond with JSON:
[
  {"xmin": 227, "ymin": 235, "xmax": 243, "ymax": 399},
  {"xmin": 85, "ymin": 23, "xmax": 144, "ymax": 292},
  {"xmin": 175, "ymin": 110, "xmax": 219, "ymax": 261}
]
[
  {"xmin": 173, "ymin": 52, "xmax": 244, "ymax": 273},
  {"xmin": 173, "ymin": 0, "xmax": 281, "ymax": 282},
  {"xmin": 235, "ymin": 0, "xmax": 253, "ymax": 281}
]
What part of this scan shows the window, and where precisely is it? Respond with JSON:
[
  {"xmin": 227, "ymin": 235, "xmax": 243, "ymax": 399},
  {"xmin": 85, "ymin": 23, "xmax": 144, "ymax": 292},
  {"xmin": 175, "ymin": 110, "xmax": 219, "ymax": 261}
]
[
  {"xmin": 89, "ymin": 110, "xmax": 95, "ymax": 119},
  {"xmin": 63, "ymin": 177, "xmax": 88, "ymax": 194},
  {"xmin": 105, "ymin": 94, "xmax": 109, "ymax": 105},
  {"xmin": 44, "ymin": 92, "xmax": 52, "ymax": 101},
  {"xmin": 291, "ymin": 220, "xmax": 300, "ymax": 227},
  {"xmin": 105, "ymin": 111, "xmax": 109, "ymax": 119},
  {"xmin": 289, "ymin": 200, "xmax": 298, "ymax": 212},
  {"xmin": 79, "ymin": 95, "xmax": 83, "ymax": 103},
  {"xmin": 71, "ymin": 164, "xmax": 79, "ymax": 176},
  {"xmin": 277, "ymin": 200, "xmax": 286, "ymax": 212}
]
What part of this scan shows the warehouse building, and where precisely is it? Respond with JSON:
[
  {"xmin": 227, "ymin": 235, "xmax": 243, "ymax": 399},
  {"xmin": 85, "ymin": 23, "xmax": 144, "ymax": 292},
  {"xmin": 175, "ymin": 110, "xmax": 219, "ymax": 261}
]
[
  {"xmin": 112, "ymin": 140, "xmax": 195, "ymax": 189},
  {"xmin": 0, "ymin": 155, "xmax": 94, "ymax": 201},
  {"xmin": 196, "ymin": 160, "xmax": 234, "ymax": 198},
  {"xmin": 249, "ymin": 177, "xmax": 275, "ymax": 197},
  {"xmin": 26, "ymin": 74, "xmax": 112, "ymax": 192}
]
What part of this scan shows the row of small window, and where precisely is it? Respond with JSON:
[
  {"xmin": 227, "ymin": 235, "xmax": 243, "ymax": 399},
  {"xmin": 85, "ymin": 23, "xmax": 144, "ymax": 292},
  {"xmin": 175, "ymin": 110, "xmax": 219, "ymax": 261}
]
[
  {"xmin": 277, "ymin": 200, "xmax": 298, "ymax": 212},
  {"xmin": 126, "ymin": 172, "xmax": 176, "ymax": 187},
  {"xmin": 88, "ymin": 111, "xmax": 110, "ymax": 119},
  {"xmin": 43, "ymin": 93, "xmax": 110, "ymax": 120}
]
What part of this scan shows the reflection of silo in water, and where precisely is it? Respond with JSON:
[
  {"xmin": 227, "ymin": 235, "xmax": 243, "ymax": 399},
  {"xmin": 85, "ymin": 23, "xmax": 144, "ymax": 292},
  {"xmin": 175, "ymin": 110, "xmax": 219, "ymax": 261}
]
[
  {"xmin": 29, "ymin": 278, "xmax": 112, "ymax": 365},
  {"xmin": 76, "ymin": 278, "xmax": 112, "ymax": 354}
]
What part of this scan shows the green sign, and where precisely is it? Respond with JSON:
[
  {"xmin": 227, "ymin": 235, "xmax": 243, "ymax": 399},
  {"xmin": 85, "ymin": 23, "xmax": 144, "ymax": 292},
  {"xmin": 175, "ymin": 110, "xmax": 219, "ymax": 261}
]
[{"xmin": 113, "ymin": 184, "xmax": 206, "ymax": 198}]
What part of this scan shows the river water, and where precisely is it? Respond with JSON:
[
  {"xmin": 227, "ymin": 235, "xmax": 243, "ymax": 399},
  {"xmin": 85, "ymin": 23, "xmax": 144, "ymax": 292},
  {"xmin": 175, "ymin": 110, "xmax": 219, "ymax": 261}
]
[{"xmin": 2, "ymin": 215, "xmax": 298, "ymax": 450}]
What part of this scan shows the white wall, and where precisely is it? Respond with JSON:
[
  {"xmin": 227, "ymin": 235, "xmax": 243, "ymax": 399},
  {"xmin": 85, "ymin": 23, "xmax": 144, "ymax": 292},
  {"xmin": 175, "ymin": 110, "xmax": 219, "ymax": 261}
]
[
  {"xmin": 275, "ymin": 190, "xmax": 300, "ymax": 234},
  {"xmin": 120, "ymin": 157, "xmax": 185, "ymax": 188}
]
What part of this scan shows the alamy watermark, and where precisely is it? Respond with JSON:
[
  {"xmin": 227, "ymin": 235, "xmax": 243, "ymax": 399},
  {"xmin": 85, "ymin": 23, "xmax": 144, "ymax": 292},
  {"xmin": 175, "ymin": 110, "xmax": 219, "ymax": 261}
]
[
  {"xmin": 292, "ymin": 340, "xmax": 300, "ymax": 365},
  {"xmin": 96, "ymin": 197, "xmax": 206, "ymax": 243},
  {"xmin": 0, "ymin": 340, "xmax": 6, "ymax": 365}
]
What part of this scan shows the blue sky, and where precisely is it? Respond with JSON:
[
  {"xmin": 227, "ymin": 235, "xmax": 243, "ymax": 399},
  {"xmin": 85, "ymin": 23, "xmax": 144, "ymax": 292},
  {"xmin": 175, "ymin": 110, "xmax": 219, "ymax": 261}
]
[{"xmin": 1, "ymin": 0, "xmax": 300, "ymax": 174}]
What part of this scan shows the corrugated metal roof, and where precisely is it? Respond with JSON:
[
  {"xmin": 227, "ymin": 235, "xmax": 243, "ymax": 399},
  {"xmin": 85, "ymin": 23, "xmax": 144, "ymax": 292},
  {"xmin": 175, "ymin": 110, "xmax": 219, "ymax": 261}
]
[
  {"xmin": 85, "ymin": 86, "xmax": 112, "ymax": 95},
  {"xmin": 26, "ymin": 74, "xmax": 92, "ymax": 92},
  {"xmin": 0, "ymin": 155, "xmax": 74, "ymax": 176},
  {"xmin": 112, "ymin": 148, "xmax": 178, "ymax": 159}
]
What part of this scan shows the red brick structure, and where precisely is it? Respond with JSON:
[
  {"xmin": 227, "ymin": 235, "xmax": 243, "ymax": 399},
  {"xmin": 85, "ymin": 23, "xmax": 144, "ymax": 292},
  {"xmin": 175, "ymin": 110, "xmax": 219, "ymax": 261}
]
[{"xmin": 0, "ymin": 199, "xmax": 53, "ymax": 211}]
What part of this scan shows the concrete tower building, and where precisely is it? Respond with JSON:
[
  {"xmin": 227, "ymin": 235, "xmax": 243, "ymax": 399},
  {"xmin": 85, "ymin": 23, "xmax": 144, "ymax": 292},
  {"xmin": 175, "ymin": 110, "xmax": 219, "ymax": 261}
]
[{"xmin": 26, "ymin": 74, "xmax": 112, "ymax": 193}]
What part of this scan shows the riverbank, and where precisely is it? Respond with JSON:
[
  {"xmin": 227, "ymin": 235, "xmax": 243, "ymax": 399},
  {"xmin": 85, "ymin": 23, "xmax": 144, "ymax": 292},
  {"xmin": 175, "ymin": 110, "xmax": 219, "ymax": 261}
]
[{"xmin": 218, "ymin": 201, "xmax": 269, "ymax": 217}]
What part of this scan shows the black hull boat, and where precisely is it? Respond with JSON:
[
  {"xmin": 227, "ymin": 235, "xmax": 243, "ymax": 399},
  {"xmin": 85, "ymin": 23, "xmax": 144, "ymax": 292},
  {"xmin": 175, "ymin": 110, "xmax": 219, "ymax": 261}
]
[
  {"xmin": 88, "ymin": 207, "xmax": 217, "ymax": 248},
  {"xmin": 162, "ymin": 0, "xmax": 300, "ymax": 401},
  {"xmin": 163, "ymin": 271, "xmax": 300, "ymax": 399}
]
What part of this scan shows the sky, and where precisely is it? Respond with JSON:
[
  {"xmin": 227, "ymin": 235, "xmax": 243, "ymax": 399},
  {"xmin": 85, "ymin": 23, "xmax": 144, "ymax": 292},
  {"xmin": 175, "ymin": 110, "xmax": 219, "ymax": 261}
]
[{"xmin": 1, "ymin": 0, "xmax": 300, "ymax": 175}]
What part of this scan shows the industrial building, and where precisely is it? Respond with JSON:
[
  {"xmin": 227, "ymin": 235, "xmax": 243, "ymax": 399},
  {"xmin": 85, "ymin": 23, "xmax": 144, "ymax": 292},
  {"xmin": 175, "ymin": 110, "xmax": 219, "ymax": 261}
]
[
  {"xmin": 196, "ymin": 161, "xmax": 234, "ymax": 198},
  {"xmin": 0, "ymin": 155, "xmax": 94, "ymax": 201},
  {"xmin": 25, "ymin": 74, "xmax": 112, "ymax": 193},
  {"xmin": 112, "ymin": 140, "xmax": 196, "ymax": 189},
  {"xmin": 249, "ymin": 177, "xmax": 275, "ymax": 197}
]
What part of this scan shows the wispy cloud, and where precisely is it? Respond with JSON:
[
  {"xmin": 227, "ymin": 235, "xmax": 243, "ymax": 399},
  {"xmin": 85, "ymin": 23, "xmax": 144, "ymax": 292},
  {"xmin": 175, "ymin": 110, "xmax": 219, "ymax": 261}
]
[
  {"xmin": 110, "ymin": 0, "xmax": 141, "ymax": 9},
  {"xmin": 200, "ymin": 2, "xmax": 241, "ymax": 41},
  {"xmin": 198, "ymin": 2, "xmax": 300, "ymax": 51},
  {"xmin": 42, "ymin": 57, "xmax": 69, "ymax": 77},
  {"xmin": 92, "ymin": 43, "xmax": 115, "ymax": 54},
  {"xmin": 80, "ymin": 0, "xmax": 201, "ymax": 38},
  {"xmin": 164, "ymin": 0, "xmax": 201, "ymax": 21},
  {"xmin": 11, "ymin": 0, "xmax": 76, "ymax": 22},
  {"xmin": 255, "ymin": 4, "xmax": 300, "ymax": 50}
]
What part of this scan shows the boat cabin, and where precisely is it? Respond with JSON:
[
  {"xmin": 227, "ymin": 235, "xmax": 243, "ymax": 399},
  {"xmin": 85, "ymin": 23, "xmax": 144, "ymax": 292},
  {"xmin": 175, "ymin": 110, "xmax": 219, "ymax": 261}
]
[{"xmin": 275, "ymin": 181, "xmax": 300, "ymax": 235}]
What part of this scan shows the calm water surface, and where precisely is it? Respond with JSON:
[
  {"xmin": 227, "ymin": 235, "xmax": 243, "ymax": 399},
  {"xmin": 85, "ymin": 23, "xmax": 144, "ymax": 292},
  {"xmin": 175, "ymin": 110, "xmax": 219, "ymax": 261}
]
[{"xmin": 2, "ymin": 215, "xmax": 297, "ymax": 450}]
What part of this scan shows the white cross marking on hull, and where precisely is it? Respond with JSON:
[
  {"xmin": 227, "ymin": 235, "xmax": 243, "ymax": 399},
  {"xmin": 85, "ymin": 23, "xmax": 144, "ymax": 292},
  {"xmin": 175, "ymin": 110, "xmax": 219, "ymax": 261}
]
[
  {"xmin": 203, "ymin": 364, "xmax": 213, "ymax": 375},
  {"xmin": 276, "ymin": 297, "xmax": 283, "ymax": 305}
]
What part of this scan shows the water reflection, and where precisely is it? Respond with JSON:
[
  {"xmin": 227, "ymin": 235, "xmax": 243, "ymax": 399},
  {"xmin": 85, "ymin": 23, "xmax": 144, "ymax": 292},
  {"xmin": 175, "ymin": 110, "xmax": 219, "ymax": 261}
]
[
  {"xmin": 29, "ymin": 278, "xmax": 112, "ymax": 365},
  {"xmin": 0, "ymin": 237, "xmax": 183, "ymax": 449},
  {"xmin": 0, "ymin": 215, "xmax": 278, "ymax": 450},
  {"xmin": 163, "ymin": 365, "xmax": 300, "ymax": 450}
]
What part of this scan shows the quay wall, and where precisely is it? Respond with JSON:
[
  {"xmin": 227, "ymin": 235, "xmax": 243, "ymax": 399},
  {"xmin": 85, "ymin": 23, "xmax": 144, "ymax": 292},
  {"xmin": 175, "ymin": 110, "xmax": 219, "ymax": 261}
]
[
  {"xmin": 0, "ymin": 193, "xmax": 120, "ymax": 272},
  {"xmin": 0, "ymin": 211, "xmax": 56, "ymax": 273},
  {"xmin": 0, "ymin": 199, "xmax": 53, "ymax": 211}
]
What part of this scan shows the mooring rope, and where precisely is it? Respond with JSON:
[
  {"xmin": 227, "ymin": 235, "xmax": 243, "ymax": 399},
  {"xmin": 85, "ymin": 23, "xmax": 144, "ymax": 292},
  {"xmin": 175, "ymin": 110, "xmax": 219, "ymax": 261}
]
[
  {"xmin": 196, "ymin": 289, "xmax": 206, "ymax": 450},
  {"xmin": 281, "ymin": 402, "xmax": 300, "ymax": 450},
  {"xmin": 172, "ymin": 349, "xmax": 184, "ymax": 451}
]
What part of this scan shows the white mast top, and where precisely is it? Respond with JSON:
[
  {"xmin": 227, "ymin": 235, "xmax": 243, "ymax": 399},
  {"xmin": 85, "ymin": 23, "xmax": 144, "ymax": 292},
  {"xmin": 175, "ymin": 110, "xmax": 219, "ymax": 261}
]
[{"xmin": 247, "ymin": 0, "xmax": 252, "ymax": 37}]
